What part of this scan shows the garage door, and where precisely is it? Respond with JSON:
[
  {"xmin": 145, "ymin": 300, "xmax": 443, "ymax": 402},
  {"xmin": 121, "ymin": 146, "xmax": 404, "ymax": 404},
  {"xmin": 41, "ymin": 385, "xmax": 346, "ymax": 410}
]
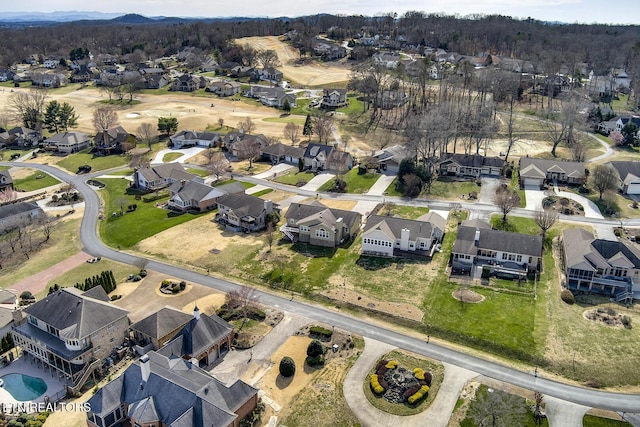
[
  {"xmin": 626, "ymin": 183, "xmax": 640, "ymax": 194},
  {"xmin": 524, "ymin": 178, "xmax": 541, "ymax": 188}
]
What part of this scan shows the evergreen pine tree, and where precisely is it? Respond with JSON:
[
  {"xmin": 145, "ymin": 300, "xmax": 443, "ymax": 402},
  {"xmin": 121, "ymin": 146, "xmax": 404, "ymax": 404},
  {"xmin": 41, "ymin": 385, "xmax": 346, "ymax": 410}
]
[
  {"xmin": 303, "ymin": 113, "xmax": 313, "ymax": 140},
  {"xmin": 110, "ymin": 270, "xmax": 117, "ymax": 292}
]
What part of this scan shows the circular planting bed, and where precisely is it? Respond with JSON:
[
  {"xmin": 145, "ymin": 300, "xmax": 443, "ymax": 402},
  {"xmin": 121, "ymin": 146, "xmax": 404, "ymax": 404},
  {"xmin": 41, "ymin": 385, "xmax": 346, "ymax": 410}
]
[
  {"xmin": 542, "ymin": 195, "xmax": 584, "ymax": 216},
  {"xmin": 584, "ymin": 307, "xmax": 632, "ymax": 329},
  {"xmin": 365, "ymin": 350, "xmax": 444, "ymax": 416},
  {"xmin": 452, "ymin": 289, "xmax": 485, "ymax": 303},
  {"xmin": 159, "ymin": 279, "xmax": 187, "ymax": 295}
]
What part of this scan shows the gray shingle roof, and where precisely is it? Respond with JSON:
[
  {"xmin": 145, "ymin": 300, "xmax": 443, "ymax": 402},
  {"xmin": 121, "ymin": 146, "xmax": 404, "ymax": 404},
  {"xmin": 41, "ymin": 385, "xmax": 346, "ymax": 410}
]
[
  {"xmin": 24, "ymin": 288, "xmax": 129, "ymax": 339},
  {"xmin": 285, "ymin": 202, "xmax": 361, "ymax": 231},
  {"xmin": 519, "ymin": 157, "xmax": 585, "ymax": 179},
  {"xmin": 0, "ymin": 201, "xmax": 42, "ymax": 219},
  {"xmin": 609, "ymin": 161, "xmax": 640, "ymax": 184},
  {"xmin": 363, "ymin": 214, "xmax": 445, "ymax": 241},
  {"xmin": 217, "ymin": 193, "xmax": 268, "ymax": 219},
  {"xmin": 439, "ymin": 153, "xmax": 505, "ymax": 169},
  {"xmin": 157, "ymin": 313, "xmax": 232, "ymax": 359},
  {"xmin": 169, "ymin": 180, "xmax": 225, "ymax": 204},
  {"xmin": 87, "ymin": 351, "xmax": 258, "ymax": 427},
  {"xmin": 214, "ymin": 181, "xmax": 246, "ymax": 195},
  {"xmin": 453, "ymin": 225, "xmax": 542, "ymax": 257},
  {"xmin": 137, "ymin": 163, "xmax": 196, "ymax": 184},
  {"xmin": 130, "ymin": 306, "xmax": 192, "ymax": 340}
]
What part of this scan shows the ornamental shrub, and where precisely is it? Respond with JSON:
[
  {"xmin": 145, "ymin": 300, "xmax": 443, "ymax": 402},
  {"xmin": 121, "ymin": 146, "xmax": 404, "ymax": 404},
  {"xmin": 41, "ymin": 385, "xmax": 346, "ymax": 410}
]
[
  {"xmin": 279, "ymin": 356, "xmax": 296, "ymax": 377},
  {"xmin": 423, "ymin": 371, "xmax": 433, "ymax": 386},
  {"xmin": 370, "ymin": 374, "xmax": 384, "ymax": 395},
  {"xmin": 307, "ymin": 340, "xmax": 324, "ymax": 357},
  {"xmin": 413, "ymin": 368, "xmax": 425, "ymax": 380},
  {"xmin": 560, "ymin": 289, "xmax": 575, "ymax": 305},
  {"xmin": 407, "ymin": 385, "xmax": 430, "ymax": 404},
  {"xmin": 385, "ymin": 360, "xmax": 398, "ymax": 369},
  {"xmin": 403, "ymin": 385, "xmax": 421, "ymax": 398}
]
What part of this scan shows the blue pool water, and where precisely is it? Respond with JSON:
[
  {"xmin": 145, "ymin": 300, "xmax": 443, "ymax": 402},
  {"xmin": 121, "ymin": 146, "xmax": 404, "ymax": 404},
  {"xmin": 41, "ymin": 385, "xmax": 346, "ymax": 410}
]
[{"xmin": 1, "ymin": 373, "xmax": 47, "ymax": 401}]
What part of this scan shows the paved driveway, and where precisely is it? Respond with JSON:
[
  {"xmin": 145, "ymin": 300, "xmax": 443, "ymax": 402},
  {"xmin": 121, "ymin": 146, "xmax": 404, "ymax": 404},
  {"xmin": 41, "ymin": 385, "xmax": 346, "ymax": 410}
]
[
  {"xmin": 253, "ymin": 163, "xmax": 295, "ymax": 180},
  {"xmin": 524, "ymin": 185, "xmax": 548, "ymax": 211},
  {"xmin": 367, "ymin": 174, "xmax": 396, "ymax": 196},
  {"xmin": 300, "ymin": 172, "xmax": 335, "ymax": 192},
  {"xmin": 556, "ymin": 190, "xmax": 603, "ymax": 219},
  {"xmin": 478, "ymin": 177, "xmax": 502, "ymax": 205},
  {"xmin": 151, "ymin": 147, "xmax": 205, "ymax": 164}
]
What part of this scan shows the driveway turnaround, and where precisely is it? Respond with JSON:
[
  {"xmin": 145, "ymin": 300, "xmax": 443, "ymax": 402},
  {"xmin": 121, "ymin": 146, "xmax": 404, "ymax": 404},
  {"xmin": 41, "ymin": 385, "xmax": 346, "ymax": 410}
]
[
  {"xmin": 151, "ymin": 147, "xmax": 204, "ymax": 164},
  {"xmin": 343, "ymin": 337, "xmax": 478, "ymax": 427}
]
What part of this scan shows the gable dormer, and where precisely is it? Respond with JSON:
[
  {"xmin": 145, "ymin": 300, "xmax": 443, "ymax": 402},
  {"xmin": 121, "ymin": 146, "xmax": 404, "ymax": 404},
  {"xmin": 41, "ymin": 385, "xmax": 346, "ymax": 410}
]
[{"xmin": 608, "ymin": 251, "xmax": 634, "ymax": 268}]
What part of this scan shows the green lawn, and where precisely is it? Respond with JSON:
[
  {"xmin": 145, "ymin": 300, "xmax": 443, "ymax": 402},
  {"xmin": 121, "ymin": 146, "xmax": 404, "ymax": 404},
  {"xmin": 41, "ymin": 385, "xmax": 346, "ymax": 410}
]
[
  {"xmin": 583, "ymin": 414, "xmax": 632, "ymax": 427},
  {"xmin": 0, "ymin": 149, "xmax": 30, "ymax": 161},
  {"xmin": 384, "ymin": 178, "xmax": 403, "ymax": 197},
  {"xmin": 274, "ymin": 170, "xmax": 316, "ymax": 186},
  {"xmin": 41, "ymin": 259, "xmax": 138, "ymax": 299},
  {"xmin": 13, "ymin": 171, "xmax": 60, "ymax": 192},
  {"xmin": 107, "ymin": 169, "xmax": 135, "ymax": 176},
  {"xmin": 98, "ymin": 179, "xmax": 206, "ymax": 248},
  {"xmin": 185, "ymin": 168, "xmax": 210, "ymax": 178},
  {"xmin": 377, "ymin": 204, "xmax": 431, "ymax": 220},
  {"xmin": 318, "ymin": 168, "xmax": 380, "ymax": 194},
  {"xmin": 250, "ymin": 188, "xmax": 274, "ymax": 197},
  {"xmin": 336, "ymin": 93, "xmax": 365, "ymax": 115},
  {"xmin": 162, "ymin": 153, "xmax": 183, "ymax": 162},
  {"xmin": 56, "ymin": 149, "xmax": 131, "ymax": 174},
  {"xmin": 214, "ymin": 179, "xmax": 255, "ymax": 189},
  {"xmin": 510, "ymin": 169, "xmax": 527, "ymax": 208},
  {"xmin": 490, "ymin": 215, "xmax": 540, "ymax": 236},
  {"xmin": 427, "ymin": 178, "xmax": 480, "ymax": 200}
]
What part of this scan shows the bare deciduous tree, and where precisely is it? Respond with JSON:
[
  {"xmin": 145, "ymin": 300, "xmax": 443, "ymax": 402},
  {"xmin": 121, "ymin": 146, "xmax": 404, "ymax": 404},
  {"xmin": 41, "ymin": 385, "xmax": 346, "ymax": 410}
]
[
  {"xmin": 589, "ymin": 164, "xmax": 619, "ymax": 200},
  {"xmin": 136, "ymin": 122, "xmax": 157, "ymax": 150},
  {"xmin": 257, "ymin": 49, "xmax": 280, "ymax": 69},
  {"xmin": 283, "ymin": 122, "xmax": 301, "ymax": 146},
  {"xmin": 494, "ymin": 185, "xmax": 521, "ymax": 223},
  {"xmin": 40, "ymin": 216, "xmax": 55, "ymax": 242},
  {"xmin": 0, "ymin": 188, "xmax": 18, "ymax": 204},
  {"xmin": 235, "ymin": 138, "xmax": 261, "ymax": 169},
  {"xmin": 265, "ymin": 222, "xmax": 275, "ymax": 252},
  {"xmin": 205, "ymin": 150, "xmax": 228, "ymax": 182},
  {"xmin": 312, "ymin": 114, "xmax": 333, "ymax": 144},
  {"xmin": 130, "ymin": 154, "xmax": 150, "ymax": 170},
  {"xmin": 237, "ymin": 116, "xmax": 255, "ymax": 134},
  {"xmin": 92, "ymin": 106, "xmax": 119, "ymax": 132},
  {"xmin": 225, "ymin": 285, "xmax": 260, "ymax": 324},
  {"xmin": 468, "ymin": 387, "xmax": 527, "ymax": 427},
  {"xmin": 10, "ymin": 89, "xmax": 48, "ymax": 129},
  {"xmin": 535, "ymin": 207, "xmax": 558, "ymax": 243}
]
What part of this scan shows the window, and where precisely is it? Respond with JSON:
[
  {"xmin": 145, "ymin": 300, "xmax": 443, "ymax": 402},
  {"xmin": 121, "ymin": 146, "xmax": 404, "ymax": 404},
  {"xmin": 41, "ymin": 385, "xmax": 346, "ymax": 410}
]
[
  {"xmin": 300, "ymin": 225, "xmax": 309, "ymax": 232},
  {"xmin": 28, "ymin": 316, "xmax": 38, "ymax": 326},
  {"xmin": 315, "ymin": 228, "xmax": 329, "ymax": 239}
]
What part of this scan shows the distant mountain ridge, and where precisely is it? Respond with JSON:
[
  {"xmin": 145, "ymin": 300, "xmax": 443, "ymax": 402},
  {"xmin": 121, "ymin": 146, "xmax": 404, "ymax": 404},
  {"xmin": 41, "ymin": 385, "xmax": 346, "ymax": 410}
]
[{"xmin": 0, "ymin": 11, "xmax": 125, "ymax": 22}]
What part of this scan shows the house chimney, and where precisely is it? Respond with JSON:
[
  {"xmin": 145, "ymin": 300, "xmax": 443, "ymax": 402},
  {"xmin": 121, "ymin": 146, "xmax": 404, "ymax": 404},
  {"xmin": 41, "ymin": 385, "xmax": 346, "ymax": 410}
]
[
  {"xmin": 474, "ymin": 229, "xmax": 480, "ymax": 247},
  {"xmin": 400, "ymin": 228, "xmax": 410, "ymax": 251},
  {"xmin": 264, "ymin": 200, "xmax": 273, "ymax": 213},
  {"xmin": 194, "ymin": 305, "xmax": 200, "ymax": 320},
  {"xmin": 140, "ymin": 354, "xmax": 150, "ymax": 383}
]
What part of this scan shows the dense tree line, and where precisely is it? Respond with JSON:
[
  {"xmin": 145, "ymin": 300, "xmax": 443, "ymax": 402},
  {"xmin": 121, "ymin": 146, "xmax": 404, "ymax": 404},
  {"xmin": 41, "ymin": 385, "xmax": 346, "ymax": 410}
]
[
  {"xmin": 73, "ymin": 270, "xmax": 117, "ymax": 293},
  {"xmin": 0, "ymin": 13, "xmax": 638, "ymax": 74}
]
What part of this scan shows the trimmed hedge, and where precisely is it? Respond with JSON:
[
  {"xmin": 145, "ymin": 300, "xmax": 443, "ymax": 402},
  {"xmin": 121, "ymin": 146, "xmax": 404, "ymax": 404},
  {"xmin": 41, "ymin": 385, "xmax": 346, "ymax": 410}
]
[
  {"xmin": 306, "ymin": 355, "xmax": 325, "ymax": 366},
  {"xmin": 309, "ymin": 325, "xmax": 333, "ymax": 339},
  {"xmin": 413, "ymin": 368, "xmax": 425, "ymax": 380},
  {"xmin": 561, "ymin": 289, "xmax": 575, "ymax": 305},
  {"xmin": 423, "ymin": 371, "xmax": 433, "ymax": 387},
  {"xmin": 407, "ymin": 385, "xmax": 430, "ymax": 405},
  {"xmin": 385, "ymin": 360, "xmax": 398, "ymax": 369},
  {"xmin": 279, "ymin": 356, "xmax": 296, "ymax": 377},
  {"xmin": 370, "ymin": 374, "xmax": 385, "ymax": 395}
]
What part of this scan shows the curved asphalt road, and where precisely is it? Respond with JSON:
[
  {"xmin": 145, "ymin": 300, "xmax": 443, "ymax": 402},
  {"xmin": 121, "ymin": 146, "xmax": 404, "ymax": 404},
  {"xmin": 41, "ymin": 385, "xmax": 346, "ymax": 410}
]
[{"xmin": 6, "ymin": 161, "xmax": 640, "ymax": 413}]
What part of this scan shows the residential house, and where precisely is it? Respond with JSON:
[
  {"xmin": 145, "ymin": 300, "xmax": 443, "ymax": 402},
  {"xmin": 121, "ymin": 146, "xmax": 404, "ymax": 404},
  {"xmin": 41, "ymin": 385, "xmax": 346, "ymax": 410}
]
[
  {"xmin": 519, "ymin": 157, "xmax": 586, "ymax": 188},
  {"xmin": 321, "ymin": 88, "xmax": 348, "ymax": 109},
  {"xmin": 170, "ymin": 130, "xmax": 221, "ymax": 149},
  {"xmin": 537, "ymin": 75, "xmax": 571, "ymax": 97},
  {"xmin": 214, "ymin": 181, "xmax": 246, "ymax": 195},
  {"xmin": 614, "ymin": 116, "xmax": 640, "ymax": 137},
  {"xmin": 374, "ymin": 90, "xmax": 409, "ymax": 109},
  {"xmin": 43, "ymin": 58, "xmax": 60, "ymax": 69},
  {"xmin": 585, "ymin": 73, "xmax": 615, "ymax": 100},
  {"xmin": 70, "ymin": 65, "xmax": 94, "ymax": 83},
  {"xmin": 246, "ymin": 87, "xmax": 296, "ymax": 109},
  {"xmin": 598, "ymin": 117, "xmax": 619, "ymax": 135},
  {"xmin": 95, "ymin": 126, "xmax": 130, "ymax": 155},
  {"xmin": 0, "ymin": 201, "xmax": 44, "ymax": 233},
  {"xmin": 215, "ymin": 193, "xmax": 273, "ymax": 232},
  {"xmin": 12, "ymin": 287, "xmax": 129, "ymax": 389},
  {"xmin": 257, "ymin": 67, "xmax": 283, "ymax": 82},
  {"xmin": 171, "ymin": 74, "xmax": 207, "ymax": 92},
  {"xmin": 142, "ymin": 72, "xmax": 170, "ymax": 89},
  {"xmin": 451, "ymin": 219, "xmax": 542, "ymax": 277},
  {"xmin": 361, "ymin": 212, "xmax": 446, "ymax": 258},
  {"xmin": 0, "ymin": 170, "xmax": 13, "ymax": 191},
  {"xmin": 30, "ymin": 72, "xmax": 66, "ymax": 88},
  {"xmin": 231, "ymin": 65, "xmax": 254, "ymax": 78},
  {"xmin": 45, "ymin": 132, "xmax": 91, "ymax": 154},
  {"xmin": 372, "ymin": 52, "xmax": 401, "ymax": 69},
  {"xmin": 0, "ymin": 126, "xmax": 40, "ymax": 148},
  {"xmin": 86, "ymin": 351, "xmax": 258, "ymax": 427},
  {"xmin": 438, "ymin": 154, "xmax": 505, "ymax": 178},
  {"xmin": 0, "ymin": 69, "xmax": 16, "ymax": 82},
  {"xmin": 371, "ymin": 144, "xmax": 414, "ymax": 174},
  {"xmin": 561, "ymin": 228, "xmax": 640, "ymax": 299},
  {"xmin": 222, "ymin": 131, "xmax": 245, "ymax": 152},
  {"xmin": 129, "ymin": 306, "xmax": 193, "ymax": 352},
  {"xmin": 281, "ymin": 201, "xmax": 362, "ymax": 247},
  {"xmin": 229, "ymin": 134, "xmax": 270, "ymax": 158},
  {"xmin": 260, "ymin": 142, "xmax": 305, "ymax": 165},
  {"xmin": 610, "ymin": 69, "xmax": 631, "ymax": 90},
  {"xmin": 303, "ymin": 143, "xmax": 353, "ymax": 171},
  {"xmin": 219, "ymin": 61, "xmax": 241, "ymax": 75},
  {"xmin": 95, "ymin": 53, "xmax": 118, "ymax": 66},
  {"xmin": 167, "ymin": 179, "xmax": 226, "ymax": 212},
  {"xmin": 207, "ymin": 81, "xmax": 242, "ymax": 96},
  {"xmin": 157, "ymin": 306, "xmax": 234, "ymax": 367},
  {"xmin": 313, "ymin": 41, "xmax": 347, "ymax": 60},
  {"xmin": 609, "ymin": 161, "xmax": 640, "ymax": 194},
  {"xmin": 133, "ymin": 163, "xmax": 201, "ymax": 192}
]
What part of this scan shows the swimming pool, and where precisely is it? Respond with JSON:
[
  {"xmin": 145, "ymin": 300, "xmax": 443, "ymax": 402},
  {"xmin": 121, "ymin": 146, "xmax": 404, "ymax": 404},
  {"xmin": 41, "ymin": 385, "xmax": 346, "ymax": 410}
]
[{"xmin": 0, "ymin": 373, "xmax": 48, "ymax": 401}]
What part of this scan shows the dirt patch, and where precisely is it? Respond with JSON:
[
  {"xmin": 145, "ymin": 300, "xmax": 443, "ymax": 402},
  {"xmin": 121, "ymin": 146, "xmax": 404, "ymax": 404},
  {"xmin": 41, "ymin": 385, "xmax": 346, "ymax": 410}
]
[
  {"xmin": 583, "ymin": 308, "xmax": 632, "ymax": 329},
  {"xmin": 236, "ymin": 36, "xmax": 352, "ymax": 87},
  {"xmin": 320, "ymin": 283, "xmax": 424, "ymax": 323},
  {"xmin": 315, "ymin": 198, "xmax": 357, "ymax": 211},
  {"xmin": 186, "ymin": 293, "xmax": 227, "ymax": 315},
  {"xmin": 452, "ymin": 289, "xmax": 485, "ymax": 303}
]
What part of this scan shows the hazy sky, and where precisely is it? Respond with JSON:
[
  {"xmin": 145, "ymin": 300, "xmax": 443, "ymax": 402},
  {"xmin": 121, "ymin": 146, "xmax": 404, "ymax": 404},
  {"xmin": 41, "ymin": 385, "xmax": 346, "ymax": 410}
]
[{"xmin": 10, "ymin": 0, "xmax": 640, "ymax": 25}]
